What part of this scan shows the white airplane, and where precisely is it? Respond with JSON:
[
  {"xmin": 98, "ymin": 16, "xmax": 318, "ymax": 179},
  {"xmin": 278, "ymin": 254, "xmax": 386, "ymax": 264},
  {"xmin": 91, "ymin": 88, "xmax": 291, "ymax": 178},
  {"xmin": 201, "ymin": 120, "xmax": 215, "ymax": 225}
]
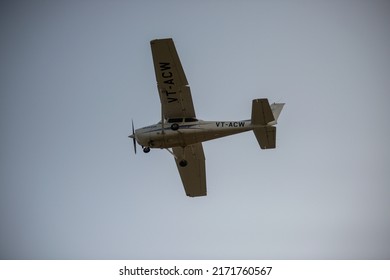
[{"xmin": 129, "ymin": 38, "xmax": 284, "ymax": 197}]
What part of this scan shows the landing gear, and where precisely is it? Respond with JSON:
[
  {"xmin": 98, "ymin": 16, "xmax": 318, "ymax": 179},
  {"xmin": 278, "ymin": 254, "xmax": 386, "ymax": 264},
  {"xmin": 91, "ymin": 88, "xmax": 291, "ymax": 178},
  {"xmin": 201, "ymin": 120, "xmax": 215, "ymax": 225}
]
[
  {"xmin": 171, "ymin": 123, "xmax": 179, "ymax": 130},
  {"xmin": 143, "ymin": 147, "xmax": 150, "ymax": 153},
  {"xmin": 164, "ymin": 147, "xmax": 188, "ymax": 167}
]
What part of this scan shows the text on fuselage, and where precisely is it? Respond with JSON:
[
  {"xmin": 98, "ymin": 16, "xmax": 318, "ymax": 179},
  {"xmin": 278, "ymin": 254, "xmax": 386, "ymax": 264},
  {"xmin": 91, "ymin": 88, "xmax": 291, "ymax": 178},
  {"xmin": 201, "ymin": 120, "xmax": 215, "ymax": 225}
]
[
  {"xmin": 216, "ymin": 122, "xmax": 245, "ymax": 128},
  {"xmin": 159, "ymin": 62, "xmax": 178, "ymax": 103}
]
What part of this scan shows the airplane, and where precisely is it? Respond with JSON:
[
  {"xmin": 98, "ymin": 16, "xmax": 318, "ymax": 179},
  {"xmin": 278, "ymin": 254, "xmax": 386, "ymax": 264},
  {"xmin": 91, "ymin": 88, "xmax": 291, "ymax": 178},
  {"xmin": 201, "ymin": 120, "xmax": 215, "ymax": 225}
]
[{"xmin": 129, "ymin": 38, "xmax": 285, "ymax": 197}]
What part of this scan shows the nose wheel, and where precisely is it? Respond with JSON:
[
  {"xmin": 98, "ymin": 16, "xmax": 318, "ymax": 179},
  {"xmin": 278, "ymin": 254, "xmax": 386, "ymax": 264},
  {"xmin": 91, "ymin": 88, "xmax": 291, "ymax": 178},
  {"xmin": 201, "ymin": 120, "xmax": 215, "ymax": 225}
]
[{"xmin": 143, "ymin": 147, "xmax": 151, "ymax": 153}]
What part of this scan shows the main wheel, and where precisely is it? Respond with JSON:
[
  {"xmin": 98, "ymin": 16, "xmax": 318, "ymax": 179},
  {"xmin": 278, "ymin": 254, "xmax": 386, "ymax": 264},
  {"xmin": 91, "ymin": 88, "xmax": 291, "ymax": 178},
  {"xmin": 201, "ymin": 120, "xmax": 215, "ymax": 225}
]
[
  {"xmin": 171, "ymin": 123, "xmax": 179, "ymax": 130},
  {"xmin": 143, "ymin": 147, "xmax": 151, "ymax": 153},
  {"xmin": 179, "ymin": 160, "xmax": 188, "ymax": 167}
]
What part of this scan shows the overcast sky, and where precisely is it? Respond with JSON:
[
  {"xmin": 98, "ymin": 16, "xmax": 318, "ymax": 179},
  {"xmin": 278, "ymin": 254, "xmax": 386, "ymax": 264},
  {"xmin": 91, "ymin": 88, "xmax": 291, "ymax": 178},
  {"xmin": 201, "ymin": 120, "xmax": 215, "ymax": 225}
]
[{"xmin": 1, "ymin": 0, "xmax": 389, "ymax": 259}]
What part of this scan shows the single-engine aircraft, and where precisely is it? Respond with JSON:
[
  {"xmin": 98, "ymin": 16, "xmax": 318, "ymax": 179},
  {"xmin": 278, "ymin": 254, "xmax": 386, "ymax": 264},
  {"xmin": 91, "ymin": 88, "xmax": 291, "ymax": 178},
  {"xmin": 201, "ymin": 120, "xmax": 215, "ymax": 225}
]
[{"xmin": 129, "ymin": 38, "xmax": 285, "ymax": 197}]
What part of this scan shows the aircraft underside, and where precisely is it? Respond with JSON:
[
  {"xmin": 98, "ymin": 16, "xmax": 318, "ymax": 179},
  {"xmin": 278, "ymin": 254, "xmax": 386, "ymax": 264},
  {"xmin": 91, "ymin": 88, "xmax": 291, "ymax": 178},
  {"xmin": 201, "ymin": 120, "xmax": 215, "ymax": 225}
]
[
  {"xmin": 137, "ymin": 122, "xmax": 254, "ymax": 149},
  {"xmin": 129, "ymin": 38, "xmax": 284, "ymax": 197}
]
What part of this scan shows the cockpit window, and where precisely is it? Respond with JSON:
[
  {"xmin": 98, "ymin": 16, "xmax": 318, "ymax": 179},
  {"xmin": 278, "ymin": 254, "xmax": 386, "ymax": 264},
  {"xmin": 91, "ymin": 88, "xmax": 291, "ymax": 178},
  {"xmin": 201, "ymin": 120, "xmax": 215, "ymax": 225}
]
[
  {"xmin": 184, "ymin": 118, "xmax": 198, "ymax": 122},
  {"xmin": 167, "ymin": 118, "xmax": 183, "ymax": 123},
  {"xmin": 167, "ymin": 118, "xmax": 198, "ymax": 123}
]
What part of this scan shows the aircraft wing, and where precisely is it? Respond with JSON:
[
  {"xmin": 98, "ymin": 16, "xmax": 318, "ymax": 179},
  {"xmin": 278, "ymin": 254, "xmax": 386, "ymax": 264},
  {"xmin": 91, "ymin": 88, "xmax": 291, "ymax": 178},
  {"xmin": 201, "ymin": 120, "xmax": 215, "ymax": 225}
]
[
  {"xmin": 150, "ymin": 38, "xmax": 196, "ymax": 119},
  {"xmin": 172, "ymin": 143, "xmax": 206, "ymax": 197}
]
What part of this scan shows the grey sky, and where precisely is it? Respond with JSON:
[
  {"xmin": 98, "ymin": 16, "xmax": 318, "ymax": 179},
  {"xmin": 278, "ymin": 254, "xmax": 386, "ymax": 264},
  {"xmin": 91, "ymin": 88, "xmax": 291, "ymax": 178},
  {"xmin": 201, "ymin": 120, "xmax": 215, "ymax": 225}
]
[{"xmin": 1, "ymin": 0, "xmax": 389, "ymax": 259}]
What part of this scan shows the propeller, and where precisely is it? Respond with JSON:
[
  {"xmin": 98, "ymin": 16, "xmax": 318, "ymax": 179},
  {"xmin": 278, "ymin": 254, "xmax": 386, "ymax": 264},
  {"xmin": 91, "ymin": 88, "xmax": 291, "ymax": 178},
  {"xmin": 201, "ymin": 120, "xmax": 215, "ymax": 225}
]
[{"xmin": 129, "ymin": 119, "xmax": 137, "ymax": 154}]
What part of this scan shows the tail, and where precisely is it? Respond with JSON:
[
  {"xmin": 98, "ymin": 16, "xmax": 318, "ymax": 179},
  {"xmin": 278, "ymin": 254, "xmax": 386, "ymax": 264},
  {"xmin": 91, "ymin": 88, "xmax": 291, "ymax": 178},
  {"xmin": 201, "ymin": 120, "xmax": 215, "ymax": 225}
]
[
  {"xmin": 270, "ymin": 102, "xmax": 285, "ymax": 123},
  {"xmin": 251, "ymin": 99, "xmax": 285, "ymax": 149}
]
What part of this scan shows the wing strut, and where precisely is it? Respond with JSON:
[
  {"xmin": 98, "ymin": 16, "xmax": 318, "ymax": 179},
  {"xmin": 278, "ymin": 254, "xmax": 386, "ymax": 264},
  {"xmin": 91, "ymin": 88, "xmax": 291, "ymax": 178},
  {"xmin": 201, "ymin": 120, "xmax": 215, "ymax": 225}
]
[{"xmin": 159, "ymin": 86, "xmax": 165, "ymax": 135}]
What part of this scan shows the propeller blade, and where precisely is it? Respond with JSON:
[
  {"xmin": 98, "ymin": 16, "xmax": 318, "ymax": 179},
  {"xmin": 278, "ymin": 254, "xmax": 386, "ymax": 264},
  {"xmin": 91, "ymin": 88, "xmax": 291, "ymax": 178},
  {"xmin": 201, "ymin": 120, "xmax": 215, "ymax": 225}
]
[{"xmin": 129, "ymin": 119, "xmax": 137, "ymax": 154}]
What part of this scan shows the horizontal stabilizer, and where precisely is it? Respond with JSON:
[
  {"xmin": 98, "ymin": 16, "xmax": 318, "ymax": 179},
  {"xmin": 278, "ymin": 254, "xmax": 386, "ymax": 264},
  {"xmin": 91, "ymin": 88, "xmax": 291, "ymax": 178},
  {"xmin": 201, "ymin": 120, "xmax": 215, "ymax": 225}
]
[
  {"xmin": 253, "ymin": 127, "xmax": 276, "ymax": 149},
  {"xmin": 251, "ymin": 99, "xmax": 275, "ymax": 125}
]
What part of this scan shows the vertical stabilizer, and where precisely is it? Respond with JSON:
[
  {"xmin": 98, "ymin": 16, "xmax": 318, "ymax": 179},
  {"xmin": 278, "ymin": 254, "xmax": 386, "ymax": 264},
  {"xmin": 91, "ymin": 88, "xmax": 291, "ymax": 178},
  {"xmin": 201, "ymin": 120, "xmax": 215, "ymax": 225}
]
[{"xmin": 270, "ymin": 103, "xmax": 285, "ymax": 122}]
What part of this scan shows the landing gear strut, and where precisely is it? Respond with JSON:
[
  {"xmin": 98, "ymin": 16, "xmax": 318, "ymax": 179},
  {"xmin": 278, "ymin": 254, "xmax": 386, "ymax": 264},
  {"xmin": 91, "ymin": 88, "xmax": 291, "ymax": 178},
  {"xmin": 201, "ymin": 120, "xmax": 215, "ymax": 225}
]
[{"xmin": 164, "ymin": 148, "xmax": 188, "ymax": 167}]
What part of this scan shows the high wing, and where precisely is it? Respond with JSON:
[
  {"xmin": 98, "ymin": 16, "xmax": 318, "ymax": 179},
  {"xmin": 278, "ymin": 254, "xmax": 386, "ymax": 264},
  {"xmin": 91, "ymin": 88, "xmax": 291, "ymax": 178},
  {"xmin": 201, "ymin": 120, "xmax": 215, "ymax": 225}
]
[
  {"xmin": 151, "ymin": 39, "xmax": 205, "ymax": 197},
  {"xmin": 172, "ymin": 143, "xmax": 206, "ymax": 197},
  {"xmin": 150, "ymin": 38, "xmax": 196, "ymax": 119}
]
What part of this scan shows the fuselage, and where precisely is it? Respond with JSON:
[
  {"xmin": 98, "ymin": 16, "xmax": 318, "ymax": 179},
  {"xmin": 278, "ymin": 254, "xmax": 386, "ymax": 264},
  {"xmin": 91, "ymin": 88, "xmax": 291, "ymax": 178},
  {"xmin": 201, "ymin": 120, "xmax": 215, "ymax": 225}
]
[{"xmin": 133, "ymin": 120, "xmax": 266, "ymax": 149}]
